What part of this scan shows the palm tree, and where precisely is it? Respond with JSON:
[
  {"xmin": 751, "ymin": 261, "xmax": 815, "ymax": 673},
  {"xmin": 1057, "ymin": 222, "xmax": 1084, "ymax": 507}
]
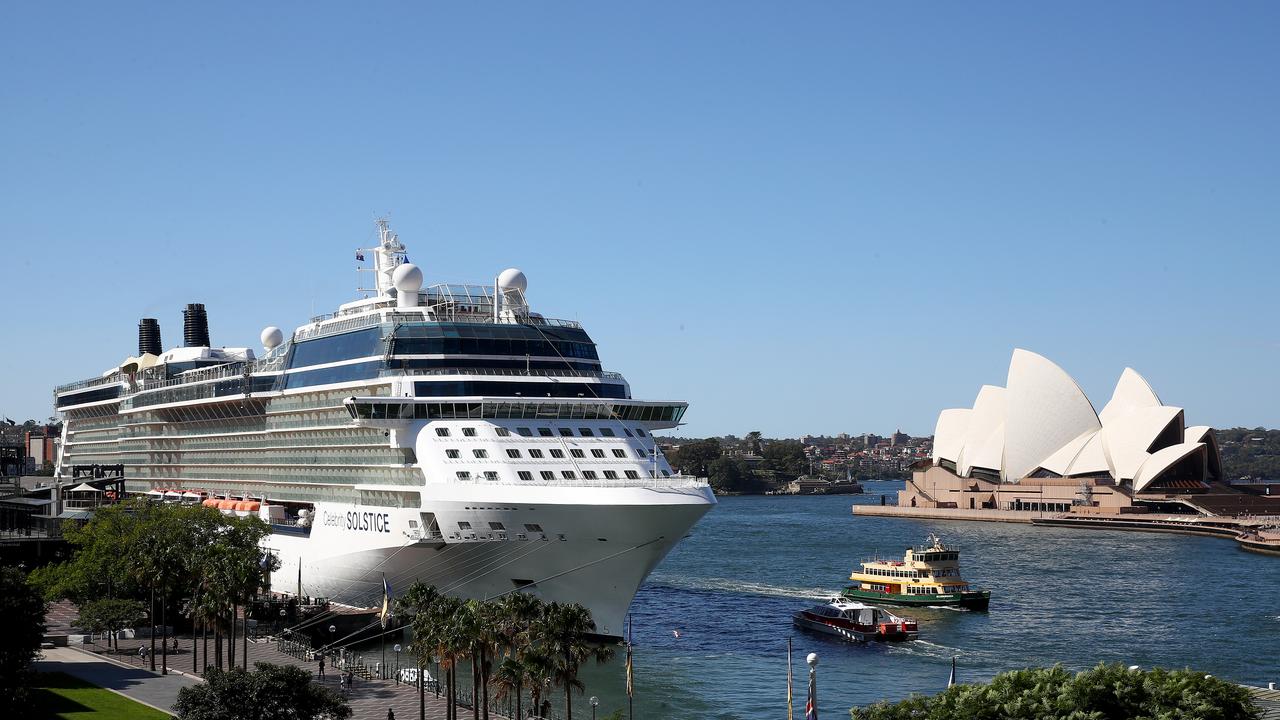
[
  {"xmin": 427, "ymin": 596, "xmax": 468, "ymax": 720},
  {"xmin": 532, "ymin": 603, "xmax": 615, "ymax": 720},
  {"xmin": 400, "ymin": 582, "xmax": 442, "ymax": 720},
  {"xmin": 491, "ymin": 657, "xmax": 525, "ymax": 720},
  {"xmin": 494, "ymin": 593, "xmax": 543, "ymax": 717},
  {"xmin": 523, "ymin": 649, "xmax": 554, "ymax": 719}
]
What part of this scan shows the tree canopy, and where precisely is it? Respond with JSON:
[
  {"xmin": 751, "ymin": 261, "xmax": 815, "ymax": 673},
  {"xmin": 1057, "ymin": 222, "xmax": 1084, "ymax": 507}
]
[
  {"xmin": 850, "ymin": 664, "xmax": 1260, "ymax": 720},
  {"xmin": 174, "ymin": 662, "xmax": 351, "ymax": 720},
  {"xmin": 0, "ymin": 567, "xmax": 46, "ymax": 710}
]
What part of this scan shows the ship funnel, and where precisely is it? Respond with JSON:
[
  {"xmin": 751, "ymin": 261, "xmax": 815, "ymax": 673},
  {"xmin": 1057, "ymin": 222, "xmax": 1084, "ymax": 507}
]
[
  {"xmin": 183, "ymin": 303, "xmax": 211, "ymax": 347},
  {"xmin": 138, "ymin": 318, "xmax": 162, "ymax": 356}
]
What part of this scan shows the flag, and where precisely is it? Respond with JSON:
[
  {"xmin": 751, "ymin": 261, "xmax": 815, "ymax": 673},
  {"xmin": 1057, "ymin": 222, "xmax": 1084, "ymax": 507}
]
[
  {"xmin": 356, "ymin": 251, "xmax": 365, "ymax": 261},
  {"xmin": 948, "ymin": 656, "xmax": 957, "ymax": 688},
  {"xmin": 805, "ymin": 669, "xmax": 817, "ymax": 720},
  {"xmin": 625, "ymin": 643, "xmax": 633, "ymax": 698},
  {"xmin": 380, "ymin": 575, "xmax": 393, "ymax": 629},
  {"xmin": 787, "ymin": 638, "xmax": 794, "ymax": 720},
  {"xmin": 297, "ymin": 560, "xmax": 302, "ymax": 601}
]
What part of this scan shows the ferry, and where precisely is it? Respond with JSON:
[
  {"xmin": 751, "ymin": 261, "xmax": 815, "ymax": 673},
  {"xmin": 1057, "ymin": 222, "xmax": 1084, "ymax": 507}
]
[
  {"xmin": 841, "ymin": 534, "xmax": 991, "ymax": 611},
  {"xmin": 51, "ymin": 219, "xmax": 716, "ymax": 640},
  {"xmin": 792, "ymin": 598, "xmax": 918, "ymax": 642}
]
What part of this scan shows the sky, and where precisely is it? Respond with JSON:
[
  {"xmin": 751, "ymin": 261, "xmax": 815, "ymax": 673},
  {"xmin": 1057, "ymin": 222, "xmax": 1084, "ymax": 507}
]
[{"xmin": 2, "ymin": 2, "xmax": 1277, "ymax": 438}]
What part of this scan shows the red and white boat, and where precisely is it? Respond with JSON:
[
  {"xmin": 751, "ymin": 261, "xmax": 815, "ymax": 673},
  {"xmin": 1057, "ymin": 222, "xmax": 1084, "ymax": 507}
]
[{"xmin": 792, "ymin": 598, "xmax": 919, "ymax": 642}]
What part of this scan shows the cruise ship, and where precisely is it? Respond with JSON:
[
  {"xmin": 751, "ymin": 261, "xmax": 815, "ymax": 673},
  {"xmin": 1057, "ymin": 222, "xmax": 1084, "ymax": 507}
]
[{"xmin": 53, "ymin": 220, "xmax": 716, "ymax": 638}]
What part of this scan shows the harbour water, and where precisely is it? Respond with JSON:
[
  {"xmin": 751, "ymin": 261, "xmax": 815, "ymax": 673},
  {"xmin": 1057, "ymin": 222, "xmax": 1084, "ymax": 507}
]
[{"xmin": 572, "ymin": 482, "xmax": 1280, "ymax": 719}]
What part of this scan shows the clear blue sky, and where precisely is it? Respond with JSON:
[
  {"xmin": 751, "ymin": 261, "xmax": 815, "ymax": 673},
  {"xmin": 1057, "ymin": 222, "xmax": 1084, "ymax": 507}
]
[{"xmin": 2, "ymin": 2, "xmax": 1277, "ymax": 438}]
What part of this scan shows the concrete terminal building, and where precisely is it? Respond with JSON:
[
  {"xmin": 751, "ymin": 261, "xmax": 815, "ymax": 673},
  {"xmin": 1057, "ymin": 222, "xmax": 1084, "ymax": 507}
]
[{"xmin": 903, "ymin": 349, "xmax": 1223, "ymax": 515}]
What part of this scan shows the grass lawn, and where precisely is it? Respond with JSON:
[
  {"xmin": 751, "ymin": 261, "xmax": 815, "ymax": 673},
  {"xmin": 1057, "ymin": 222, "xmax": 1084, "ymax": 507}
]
[{"xmin": 31, "ymin": 672, "xmax": 171, "ymax": 719}]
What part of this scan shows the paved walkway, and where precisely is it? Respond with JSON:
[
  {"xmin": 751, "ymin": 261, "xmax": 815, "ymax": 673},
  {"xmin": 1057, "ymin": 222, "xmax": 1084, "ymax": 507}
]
[{"xmin": 36, "ymin": 646, "xmax": 200, "ymax": 714}]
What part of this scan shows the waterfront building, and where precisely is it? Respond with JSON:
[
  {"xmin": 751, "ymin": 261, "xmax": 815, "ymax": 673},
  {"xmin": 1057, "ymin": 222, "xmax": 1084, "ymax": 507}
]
[{"xmin": 902, "ymin": 349, "xmax": 1223, "ymax": 514}]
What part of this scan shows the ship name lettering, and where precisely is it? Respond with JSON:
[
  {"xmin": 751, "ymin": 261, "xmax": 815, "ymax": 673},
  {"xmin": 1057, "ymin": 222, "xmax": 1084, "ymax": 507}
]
[{"xmin": 345, "ymin": 511, "xmax": 391, "ymax": 533}]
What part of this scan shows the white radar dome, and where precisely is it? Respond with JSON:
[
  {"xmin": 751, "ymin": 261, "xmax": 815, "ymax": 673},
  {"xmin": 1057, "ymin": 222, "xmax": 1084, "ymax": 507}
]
[
  {"xmin": 498, "ymin": 267, "xmax": 527, "ymax": 293},
  {"xmin": 393, "ymin": 263, "xmax": 424, "ymax": 292},
  {"xmin": 260, "ymin": 326, "xmax": 284, "ymax": 350}
]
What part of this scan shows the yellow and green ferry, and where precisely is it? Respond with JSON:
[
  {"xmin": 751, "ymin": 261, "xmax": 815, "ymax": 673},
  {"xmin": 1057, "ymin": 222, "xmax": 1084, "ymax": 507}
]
[{"xmin": 841, "ymin": 534, "xmax": 991, "ymax": 611}]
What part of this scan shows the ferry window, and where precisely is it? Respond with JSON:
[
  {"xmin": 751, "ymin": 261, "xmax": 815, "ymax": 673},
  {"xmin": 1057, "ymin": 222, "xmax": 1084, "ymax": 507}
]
[
  {"xmin": 549, "ymin": 449, "xmax": 565, "ymax": 459},
  {"xmin": 458, "ymin": 521, "xmax": 472, "ymax": 530},
  {"xmin": 623, "ymin": 428, "xmax": 634, "ymax": 437},
  {"xmin": 529, "ymin": 449, "xmax": 544, "ymax": 458},
  {"xmin": 446, "ymin": 449, "xmax": 460, "ymax": 459},
  {"xmin": 495, "ymin": 427, "xmax": 511, "ymax": 437},
  {"xmin": 604, "ymin": 470, "xmax": 619, "ymax": 479},
  {"xmin": 517, "ymin": 471, "xmax": 533, "ymax": 481},
  {"xmin": 462, "ymin": 427, "xmax": 477, "ymax": 437},
  {"xmin": 456, "ymin": 471, "xmax": 471, "ymax": 481},
  {"xmin": 635, "ymin": 448, "xmax": 648, "ymax": 459},
  {"xmin": 489, "ymin": 522, "xmax": 505, "ymax": 531},
  {"xmin": 661, "ymin": 470, "xmax": 670, "ymax": 477},
  {"xmin": 561, "ymin": 471, "xmax": 576, "ymax": 480},
  {"xmin": 600, "ymin": 428, "xmax": 615, "ymax": 437},
  {"xmin": 484, "ymin": 471, "xmax": 499, "ymax": 481},
  {"xmin": 540, "ymin": 471, "xmax": 555, "ymax": 480},
  {"xmin": 583, "ymin": 471, "xmax": 598, "ymax": 479},
  {"xmin": 506, "ymin": 449, "xmax": 522, "ymax": 459},
  {"xmin": 612, "ymin": 449, "xmax": 627, "ymax": 458},
  {"xmin": 435, "ymin": 428, "xmax": 450, "ymax": 437},
  {"xmin": 524, "ymin": 523, "xmax": 543, "ymax": 532},
  {"xmin": 558, "ymin": 428, "xmax": 574, "ymax": 437},
  {"xmin": 473, "ymin": 449, "xmax": 489, "ymax": 459},
  {"xmin": 517, "ymin": 427, "xmax": 533, "ymax": 437},
  {"xmin": 578, "ymin": 428, "xmax": 594, "ymax": 437},
  {"xmin": 538, "ymin": 428, "xmax": 554, "ymax": 437},
  {"xmin": 570, "ymin": 449, "xmax": 585, "ymax": 458},
  {"xmin": 625, "ymin": 470, "xmax": 640, "ymax": 479},
  {"xmin": 591, "ymin": 449, "xmax": 606, "ymax": 458},
  {"xmin": 635, "ymin": 428, "xmax": 647, "ymax": 437}
]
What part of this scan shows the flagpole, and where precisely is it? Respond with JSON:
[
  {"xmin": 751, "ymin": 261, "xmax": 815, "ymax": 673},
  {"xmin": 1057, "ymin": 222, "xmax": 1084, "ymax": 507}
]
[
  {"xmin": 381, "ymin": 573, "xmax": 388, "ymax": 680},
  {"xmin": 626, "ymin": 613, "xmax": 634, "ymax": 720},
  {"xmin": 787, "ymin": 637, "xmax": 794, "ymax": 720}
]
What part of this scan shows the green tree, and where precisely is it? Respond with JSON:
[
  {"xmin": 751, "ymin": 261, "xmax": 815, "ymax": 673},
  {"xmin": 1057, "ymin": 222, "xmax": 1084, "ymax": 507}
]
[
  {"xmin": 74, "ymin": 598, "xmax": 146, "ymax": 652},
  {"xmin": 761, "ymin": 439, "xmax": 807, "ymax": 479},
  {"xmin": 669, "ymin": 439, "xmax": 722, "ymax": 477},
  {"xmin": 745, "ymin": 431, "xmax": 763, "ymax": 455},
  {"xmin": 532, "ymin": 602, "xmax": 614, "ymax": 720},
  {"xmin": 174, "ymin": 662, "xmax": 351, "ymax": 720},
  {"xmin": 708, "ymin": 457, "xmax": 752, "ymax": 493},
  {"xmin": 850, "ymin": 664, "xmax": 1260, "ymax": 720},
  {"xmin": 0, "ymin": 567, "xmax": 46, "ymax": 711}
]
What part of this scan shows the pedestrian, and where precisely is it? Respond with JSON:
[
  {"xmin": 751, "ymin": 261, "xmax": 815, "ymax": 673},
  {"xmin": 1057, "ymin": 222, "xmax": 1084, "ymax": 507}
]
[
  {"xmin": 139, "ymin": 644, "xmax": 148, "ymax": 663},
  {"xmin": 387, "ymin": 708, "xmax": 395, "ymax": 720},
  {"xmin": 318, "ymin": 654, "xmax": 325, "ymax": 677}
]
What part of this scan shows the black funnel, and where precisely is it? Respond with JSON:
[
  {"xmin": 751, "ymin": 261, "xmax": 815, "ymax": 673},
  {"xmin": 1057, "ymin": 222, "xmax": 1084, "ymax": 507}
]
[
  {"xmin": 138, "ymin": 318, "xmax": 162, "ymax": 356},
  {"xmin": 183, "ymin": 303, "xmax": 210, "ymax": 347}
]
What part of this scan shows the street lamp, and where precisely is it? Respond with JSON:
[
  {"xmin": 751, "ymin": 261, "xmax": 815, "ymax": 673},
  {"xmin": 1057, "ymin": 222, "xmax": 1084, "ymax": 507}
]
[
  {"xmin": 807, "ymin": 652, "xmax": 819, "ymax": 719},
  {"xmin": 394, "ymin": 644, "xmax": 402, "ymax": 682},
  {"xmin": 590, "ymin": 695, "xmax": 599, "ymax": 720}
]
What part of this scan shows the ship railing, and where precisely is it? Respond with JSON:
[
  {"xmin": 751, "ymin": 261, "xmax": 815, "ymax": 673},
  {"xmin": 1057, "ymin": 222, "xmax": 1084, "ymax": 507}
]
[
  {"xmin": 385, "ymin": 367, "xmax": 625, "ymax": 381},
  {"xmin": 55, "ymin": 372, "xmax": 124, "ymax": 394},
  {"xmin": 449, "ymin": 475, "xmax": 709, "ymax": 490}
]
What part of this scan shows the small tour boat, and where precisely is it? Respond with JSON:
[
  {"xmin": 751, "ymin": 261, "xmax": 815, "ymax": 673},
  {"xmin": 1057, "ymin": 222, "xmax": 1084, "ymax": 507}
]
[
  {"xmin": 792, "ymin": 598, "xmax": 918, "ymax": 642},
  {"xmin": 841, "ymin": 534, "xmax": 991, "ymax": 611}
]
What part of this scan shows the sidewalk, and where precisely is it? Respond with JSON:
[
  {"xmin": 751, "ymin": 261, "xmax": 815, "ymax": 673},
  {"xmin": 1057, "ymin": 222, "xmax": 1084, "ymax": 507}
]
[{"xmin": 36, "ymin": 646, "xmax": 200, "ymax": 714}]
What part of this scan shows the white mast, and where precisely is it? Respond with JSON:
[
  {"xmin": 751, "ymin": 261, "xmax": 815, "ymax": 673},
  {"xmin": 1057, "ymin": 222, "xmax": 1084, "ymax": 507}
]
[{"xmin": 358, "ymin": 219, "xmax": 409, "ymax": 297}]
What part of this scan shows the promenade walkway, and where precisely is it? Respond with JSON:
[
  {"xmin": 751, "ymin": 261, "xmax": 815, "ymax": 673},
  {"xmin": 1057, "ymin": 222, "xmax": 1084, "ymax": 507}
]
[{"xmin": 35, "ymin": 647, "xmax": 199, "ymax": 714}]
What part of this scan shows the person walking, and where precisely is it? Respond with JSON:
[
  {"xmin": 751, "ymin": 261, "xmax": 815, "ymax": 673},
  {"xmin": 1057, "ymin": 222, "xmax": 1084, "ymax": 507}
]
[
  {"xmin": 138, "ymin": 644, "xmax": 148, "ymax": 665},
  {"xmin": 387, "ymin": 708, "xmax": 395, "ymax": 720},
  {"xmin": 318, "ymin": 654, "xmax": 325, "ymax": 678}
]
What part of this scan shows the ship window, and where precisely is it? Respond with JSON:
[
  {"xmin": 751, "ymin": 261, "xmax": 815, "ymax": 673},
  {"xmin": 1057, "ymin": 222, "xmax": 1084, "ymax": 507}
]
[
  {"xmin": 446, "ymin": 449, "xmax": 460, "ymax": 459},
  {"xmin": 623, "ymin": 428, "xmax": 633, "ymax": 437},
  {"xmin": 456, "ymin": 471, "xmax": 472, "ymax": 481},
  {"xmin": 604, "ymin": 471, "xmax": 618, "ymax": 479},
  {"xmin": 462, "ymin": 427, "xmax": 477, "ymax": 437},
  {"xmin": 635, "ymin": 428, "xmax": 647, "ymax": 437},
  {"xmin": 489, "ymin": 522, "xmax": 505, "ymax": 531},
  {"xmin": 561, "ymin": 471, "xmax": 576, "ymax": 480},
  {"xmin": 583, "ymin": 471, "xmax": 598, "ymax": 479},
  {"xmin": 570, "ymin": 449, "xmax": 585, "ymax": 458},
  {"xmin": 558, "ymin": 428, "xmax": 574, "ymax": 437},
  {"xmin": 591, "ymin": 449, "xmax": 606, "ymax": 458},
  {"xmin": 473, "ymin": 449, "xmax": 489, "ymax": 458},
  {"xmin": 635, "ymin": 448, "xmax": 648, "ymax": 459},
  {"xmin": 578, "ymin": 428, "xmax": 594, "ymax": 437},
  {"xmin": 458, "ymin": 521, "xmax": 472, "ymax": 530},
  {"xmin": 484, "ymin": 471, "xmax": 499, "ymax": 481},
  {"xmin": 517, "ymin": 471, "xmax": 533, "ymax": 481},
  {"xmin": 538, "ymin": 428, "xmax": 553, "ymax": 437},
  {"xmin": 529, "ymin": 449, "xmax": 544, "ymax": 458},
  {"xmin": 600, "ymin": 428, "xmax": 615, "ymax": 437},
  {"xmin": 436, "ymin": 428, "xmax": 450, "ymax": 437},
  {"xmin": 506, "ymin": 449, "xmax": 522, "ymax": 458},
  {"xmin": 625, "ymin": 470, "xmax": 640, "ymax": 479},
  {"xmin": 495, "ymin": 427, "xmax": 511, "ymax": 437},
  {"xmin": 524, "ymin": 523, "xmax": 543, "ymax": 532},
  {"xmin": 549, "ymin": 449, "xmax": 565, "ymax": 459},
  {"xmin": 540, "ymin": 471, "xmax": 555, "ymax": 480},
  {"xmin": 517, "ymin": 427, "xmax": 533, "ymax": 437},
  {"xmin": 661, "ymin": 470, "xmax": 670, "ymax": 477},
  {"xmin": 612, "ymin": 449, "xmax": 627, "ymax": 458}
]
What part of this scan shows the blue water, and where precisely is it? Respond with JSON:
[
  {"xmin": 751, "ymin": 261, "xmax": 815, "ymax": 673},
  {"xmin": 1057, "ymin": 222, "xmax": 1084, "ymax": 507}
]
[{"xmin": 572, "ymin": 485, "xmax": 1280, "ymax": 719}]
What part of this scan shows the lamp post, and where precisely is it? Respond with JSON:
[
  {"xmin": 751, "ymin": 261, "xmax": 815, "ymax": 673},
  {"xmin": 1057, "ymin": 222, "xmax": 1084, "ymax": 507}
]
[
  {"xmin": 590, "ymin": 695, "xmax": 599, "ymax": 720},
  {"xmin": 807, "ymin": 652, "xmax": 819, "ymax": 720},
  {"xmin": 394, "ymin": 644, "xmax": 402, "ymax": 683}
]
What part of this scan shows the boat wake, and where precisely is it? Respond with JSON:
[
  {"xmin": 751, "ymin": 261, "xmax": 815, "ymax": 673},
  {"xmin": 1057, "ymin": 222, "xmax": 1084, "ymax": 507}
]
[
  {"xmin": 649, "ymin": 575, "xmax": 837, "ymax": 600},
  {"xmin": 926, "ymin": 605, "xmax": 968, "ymax": 612}
]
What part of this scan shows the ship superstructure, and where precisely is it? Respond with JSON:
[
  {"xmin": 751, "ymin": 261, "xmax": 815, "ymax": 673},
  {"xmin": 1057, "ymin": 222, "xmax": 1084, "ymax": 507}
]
[{"xmin": 53, "ymin": 220, "xmax": 715, "ymax": 638}]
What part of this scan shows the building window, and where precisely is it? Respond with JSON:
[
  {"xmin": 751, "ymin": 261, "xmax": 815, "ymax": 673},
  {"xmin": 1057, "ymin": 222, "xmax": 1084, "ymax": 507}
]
[
  {"xmin": 549, "ymin": 449, "xmax": 565, "ymax": 459},
  {"xmin": 456, "ymin": 471, "xmax": 472, "ymax": 481},
  {"xmin": 473, "ymin": 449, "xmax": 489, "ymax": 459},
  {"xmin": 517, "ymin": 471, "xmax": 533, "ymax": 481},
  {"xmin": 538, "ymin": 428, "xmax": 553, "ymax": 437},
  {"xmin": 604, "ymin": 470, "xmax": 619, "ymax": 479},
  {"xmin": 559, "ymin": 428, "xmax": 574, "ymax": 437},
  {"xmin": 462, "ymin": 427, "xmax": 477, "ymax": 437},
  {"xmin": 506, "ymin": 449, "xmax": 522, "ymax": 459},
  {"xmin": 540, "ymin": 471, "xmax": 555, "ymax": 480},
  {"xmin": 591, "ymin": 449, "xmax": 606, "ymax": 458},
  {"xmin": 600, "ymin": 428, "xmax": 616, "ymax": 437},
  {"xmin": 517, "ymin": 427, "xmax": 533, "ymax": 437},
  {"xmin": 612, "ymin": 449, "xmax": 627, "ymax": 458},
  {"xmin": 561, "ymin": 471, "xmax": 576, "ymax": 480},
  {"xmin": 446, "ymin": 449, "xmax": 460, "ymax": 459},
  {"xmin": 495, "ymin": 427, "xmax": 511, "ymax": 437},
  {"xmin": 529, "ymin": 449, "xmax": 544, "ymax": 458},
  {"xmin": 435, "ymin": 428, "xmax": 450, "ymax": 437},
  {"xmin": 570, "ymin": 449, "xmax": 585, "ymax": 458},
  {"xmin": 583, "ymin": 471, "xmax": 598, "ymax": 479},
  {"xmin": 625, "ymin": 470, "xmax": 640, "ymax": 479},
  {"xmin": 484, "ymin": 471, "xmax": 499, "ymax": 481},
  {"xmin": 578, "ymin": 428, "xmax": 594, "ymax": 437}
]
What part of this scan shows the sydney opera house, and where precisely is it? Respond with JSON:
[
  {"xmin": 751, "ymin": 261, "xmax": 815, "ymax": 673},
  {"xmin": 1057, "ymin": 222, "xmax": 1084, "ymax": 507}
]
[{"xmin": 902, "ymin": 349, "xmax": 1224, "ymax": 515}]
